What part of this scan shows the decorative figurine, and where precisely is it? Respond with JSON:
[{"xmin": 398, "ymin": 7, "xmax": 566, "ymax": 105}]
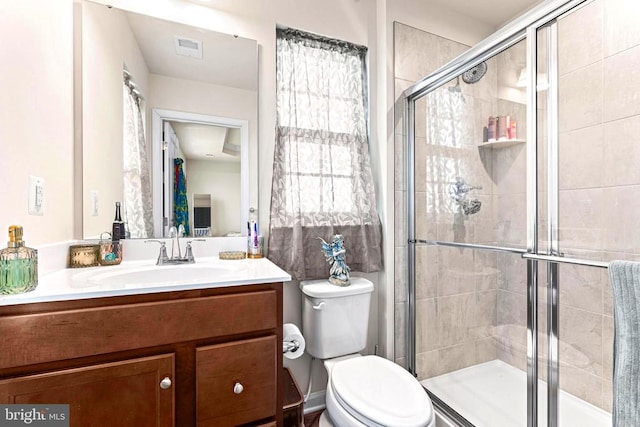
[{"xmin": 318, "ymin": 234, "xmax": 351, "ymax": 286}]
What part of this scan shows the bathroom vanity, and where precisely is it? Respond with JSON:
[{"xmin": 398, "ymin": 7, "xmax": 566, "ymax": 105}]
[{"xmin": 0, "ymin": 257, "xmax": 288, "ymax": 426}]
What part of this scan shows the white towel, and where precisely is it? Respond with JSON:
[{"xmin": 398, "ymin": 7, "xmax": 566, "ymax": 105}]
[{"xmin": 608, "ymin": 260, "xmax": 640, "ymax": 427}]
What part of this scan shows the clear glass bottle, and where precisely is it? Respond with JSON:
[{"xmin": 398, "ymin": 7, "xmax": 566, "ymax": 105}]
[{"xmin": 0, "ymin": 225, "xmax": 38, "ymax": 294}]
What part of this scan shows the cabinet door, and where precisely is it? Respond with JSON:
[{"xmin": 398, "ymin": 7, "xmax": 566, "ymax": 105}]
[
  {"xmin": 197, "ymin": 336, "xmax": 276, "ymax": 426},
  {"xmin": 0, "ymin": 354, "xmax": 174, "ymax": 427}
]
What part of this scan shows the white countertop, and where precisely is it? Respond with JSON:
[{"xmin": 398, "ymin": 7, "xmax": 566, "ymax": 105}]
[{"xmin": 0, "ymin": 256, "xmax": 291, "ymax": 307}]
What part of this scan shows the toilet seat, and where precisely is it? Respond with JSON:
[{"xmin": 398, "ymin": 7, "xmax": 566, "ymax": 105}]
[{"xmin": 330, "ymin": 355, "xmax": 434, "ymax": 427}]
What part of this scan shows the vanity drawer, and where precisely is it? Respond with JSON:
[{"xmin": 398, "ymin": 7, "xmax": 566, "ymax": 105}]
[
  {"xmin": 0, "ymin": 290, "xmax": 277, "ymax": 369},
  {"xmin": 196, "ymin": 335, "xmax": 277, "ymax": 426}
]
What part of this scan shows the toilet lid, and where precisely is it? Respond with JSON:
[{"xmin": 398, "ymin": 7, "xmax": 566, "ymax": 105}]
[{"xmin": 331, "ymin": 355, "xmax": 433, "ymax": 427}]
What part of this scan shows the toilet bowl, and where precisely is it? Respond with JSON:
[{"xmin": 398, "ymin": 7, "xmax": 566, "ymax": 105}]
[
  {"xmin": 300, "ymin": 278, "xmax": 435, "ymax": 427},
  {"xmin": 320, "ymin": 354, "xmax": 435, "ymax": 427}
]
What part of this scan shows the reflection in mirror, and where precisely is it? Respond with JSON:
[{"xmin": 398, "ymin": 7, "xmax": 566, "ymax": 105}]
[
  {"xmin": 193, "ymin": 194, "xmax": 212, "ymax": 237},
  {"xmin": 79, "ymin": 1, "xmax": 258, "ymax": 239},
  {"xmin": 151, "ymin": 110, "xmax": 248, "ymax": 238}
]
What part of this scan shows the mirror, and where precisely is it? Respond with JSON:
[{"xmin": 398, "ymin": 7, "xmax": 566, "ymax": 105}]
[{"xmin": 79, "ymin": 0, "xmax": 258, "ymax": 239}]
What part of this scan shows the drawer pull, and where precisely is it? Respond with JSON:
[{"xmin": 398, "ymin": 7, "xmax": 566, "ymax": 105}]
[
  {"xmin": 160, "ymin": 377, "xmax": 172, "ymax": 389},
  {"xmin": 233, "ymin": 382, "xmax": 244, "ymax": 394}
]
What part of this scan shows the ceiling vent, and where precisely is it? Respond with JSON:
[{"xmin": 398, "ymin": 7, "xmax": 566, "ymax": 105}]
[{"xmin": 174, "ymin": 36, "xmax": 203, "ymax": 59}]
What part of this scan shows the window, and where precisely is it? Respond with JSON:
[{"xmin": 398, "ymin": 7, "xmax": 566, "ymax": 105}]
[{"xmin": 268, "ymin": 28, "xmax": 382, "ymax": 281}]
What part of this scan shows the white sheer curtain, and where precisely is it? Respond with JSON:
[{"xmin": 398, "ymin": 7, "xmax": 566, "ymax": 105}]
[
  {"xmin": 268, "ymin": 28, "xmax": 383, "ymax": 281},
  {"xmin": 123, "ymin": 81, "xmax": 154, "ymax": 238}
]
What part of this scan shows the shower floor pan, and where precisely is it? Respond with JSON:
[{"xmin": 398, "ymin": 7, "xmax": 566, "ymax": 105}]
[{"xmin": 422, "ymin": 360, "xmax": 611, "ymax": 427}]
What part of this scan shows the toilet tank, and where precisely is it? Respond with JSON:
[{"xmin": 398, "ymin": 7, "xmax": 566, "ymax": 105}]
[{"xmin": 300, "ymin": 277, "xmax": 374, "ymax": 359}]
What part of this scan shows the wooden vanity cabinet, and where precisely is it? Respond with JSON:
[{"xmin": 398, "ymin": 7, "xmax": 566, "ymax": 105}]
[
  {"xmin": 0, "ymin": 282, "xmax": 283, "ymax": 427},
  {"xmin": 0, "ymin": 354, "xmax": 175, "ymax": 426}
]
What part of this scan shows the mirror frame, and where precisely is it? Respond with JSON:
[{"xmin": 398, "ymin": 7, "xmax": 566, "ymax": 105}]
[{"xmin": 151, "ymin": 108, "xmax": 249, "ymax": 237}]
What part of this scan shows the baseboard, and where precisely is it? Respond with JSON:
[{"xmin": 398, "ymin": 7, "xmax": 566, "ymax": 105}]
[{"xmin": 303, "ymin": 391, "xmax": 326, "ymax": 414}]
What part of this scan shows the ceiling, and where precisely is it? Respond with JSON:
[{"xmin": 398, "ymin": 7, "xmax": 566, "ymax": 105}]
[
  {"xmin": 125, "ymin": 10, "xmax": 257, "ymax": 91},
  {"xmin": 424, "ymin": 0, "xmax": 545, "ymax": 28},
  {"xmin": 184, "ymin": 0, "xmax": 544, "ymax": 29},
  {"xmin": 170, "ymin": 122, "xmax": 241, "ymax": 163}
]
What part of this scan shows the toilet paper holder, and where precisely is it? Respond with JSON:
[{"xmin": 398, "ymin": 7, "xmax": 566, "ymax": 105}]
[
  {"xmin": 283, "ymin": 340, "xmax": 301, "ymax": 354},
  {"xmin": 282, "ymin": 323, "xmax": 305, "ymax": 359}
]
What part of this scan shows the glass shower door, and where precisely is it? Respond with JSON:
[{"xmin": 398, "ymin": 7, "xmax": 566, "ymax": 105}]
[
  {"xmin": 410, "ymin": 38, "xmax": 532, "ymax": 426},
  {"xmin": 405, "ymin": 2, "xmax": 626, "ymax": 426},
  {"xmin": 542, "ymin": 0, "xmax": 634, "ymax": 424}
]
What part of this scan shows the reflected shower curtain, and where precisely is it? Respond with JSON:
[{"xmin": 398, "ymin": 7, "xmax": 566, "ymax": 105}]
[
  {"xmin": 173, "ymin": 158, "xmax": 190, "ymax": 235},
  {"xmin": 424, "ymin": 85, "xmax": 469, "ymax": 216},
  {"xmin": 123, "ymin": 82, "xmax": 154, "ymax": 238}
]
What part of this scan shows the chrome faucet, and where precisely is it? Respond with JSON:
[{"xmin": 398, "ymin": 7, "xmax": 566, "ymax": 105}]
[{"xmin": 145, "ymin": 237, "xmax": 206, "ymax": 265}]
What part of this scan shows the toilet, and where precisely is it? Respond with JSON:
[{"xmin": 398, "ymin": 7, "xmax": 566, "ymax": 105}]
[{"xmin": 300, "ymin": 277, "xmax": 435, "ymax": 427}]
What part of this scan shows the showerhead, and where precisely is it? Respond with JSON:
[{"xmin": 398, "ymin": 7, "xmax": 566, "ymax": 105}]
[
  {"xmin": 461, "ymin": 199, "xmax": 482, "ymax": 215},
  {"xmin": 461, "ymin": 62, "xmax": 487, "ymax": 84}
]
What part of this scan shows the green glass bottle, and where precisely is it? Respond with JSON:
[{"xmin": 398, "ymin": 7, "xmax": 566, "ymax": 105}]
[{"xmin": 0, "ymin": 225, "xmax": 38, "ymax": 294}]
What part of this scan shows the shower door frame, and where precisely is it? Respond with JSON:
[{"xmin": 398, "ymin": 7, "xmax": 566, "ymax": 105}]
[{"xmin": 402, "ymin": 1, "xmax": 602, "ymax": 426}]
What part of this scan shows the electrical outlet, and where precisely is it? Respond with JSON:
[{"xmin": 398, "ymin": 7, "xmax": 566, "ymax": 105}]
[
  {"xmin": 28, "ymin": 176, "xmax": 45, "ymax": 216},
  {"xmin": 90, "ymin": 190, "xmax": 99, "ymax": 216}
]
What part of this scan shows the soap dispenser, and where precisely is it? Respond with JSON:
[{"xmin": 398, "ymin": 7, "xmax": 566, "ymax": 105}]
[{"xmin": 0, "ymin": 225, "xmax": 38, "ymax": 294}]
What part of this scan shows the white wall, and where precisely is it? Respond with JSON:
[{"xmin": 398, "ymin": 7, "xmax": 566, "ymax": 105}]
[{"xmin": 0, "ymin": 0, "xmax": 74, "ymax": 246}]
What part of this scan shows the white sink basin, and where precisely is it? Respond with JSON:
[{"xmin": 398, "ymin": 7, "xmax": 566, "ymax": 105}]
[{"xmin": 71, "ymin": 262, "xmax": 244, "ymax": 289}]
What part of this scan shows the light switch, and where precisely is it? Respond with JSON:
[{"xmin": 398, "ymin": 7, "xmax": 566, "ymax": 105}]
[
  {"xmin": 28, "ymin": 176, "xmax": 45, "ymax": 216},
  {"xmin": 90, "ymin": 190, "xmax": 99, "ymax": 216}
]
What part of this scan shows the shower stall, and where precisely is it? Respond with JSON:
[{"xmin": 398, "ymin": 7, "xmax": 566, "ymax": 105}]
[{"xmin": 398, "ymin": 0, "xmax": 639, "ymax": 425}]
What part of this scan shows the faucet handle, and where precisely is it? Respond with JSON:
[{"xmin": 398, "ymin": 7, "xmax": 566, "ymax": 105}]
[
  {"xmin": 144, "ymin": 240, "xmax": 169, "ymax": 265},
  {"xmin": 184, "ymin": 239, "xmax": 206, "ymax": 263}
]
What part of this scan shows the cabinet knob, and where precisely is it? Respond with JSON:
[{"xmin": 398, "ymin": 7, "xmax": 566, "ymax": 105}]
[
  {"xmin": 233, "ymin": 382, "xmax": 244, "ymax": 394},
  {"xmin": 160, "ymin": 377, "xmax": 172, "ymax": 389}
]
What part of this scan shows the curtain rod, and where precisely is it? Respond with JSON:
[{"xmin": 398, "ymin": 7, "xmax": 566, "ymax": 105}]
[{"xmin": 123, "ymin": 70, "xmax": 145, "ymax": 101}]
